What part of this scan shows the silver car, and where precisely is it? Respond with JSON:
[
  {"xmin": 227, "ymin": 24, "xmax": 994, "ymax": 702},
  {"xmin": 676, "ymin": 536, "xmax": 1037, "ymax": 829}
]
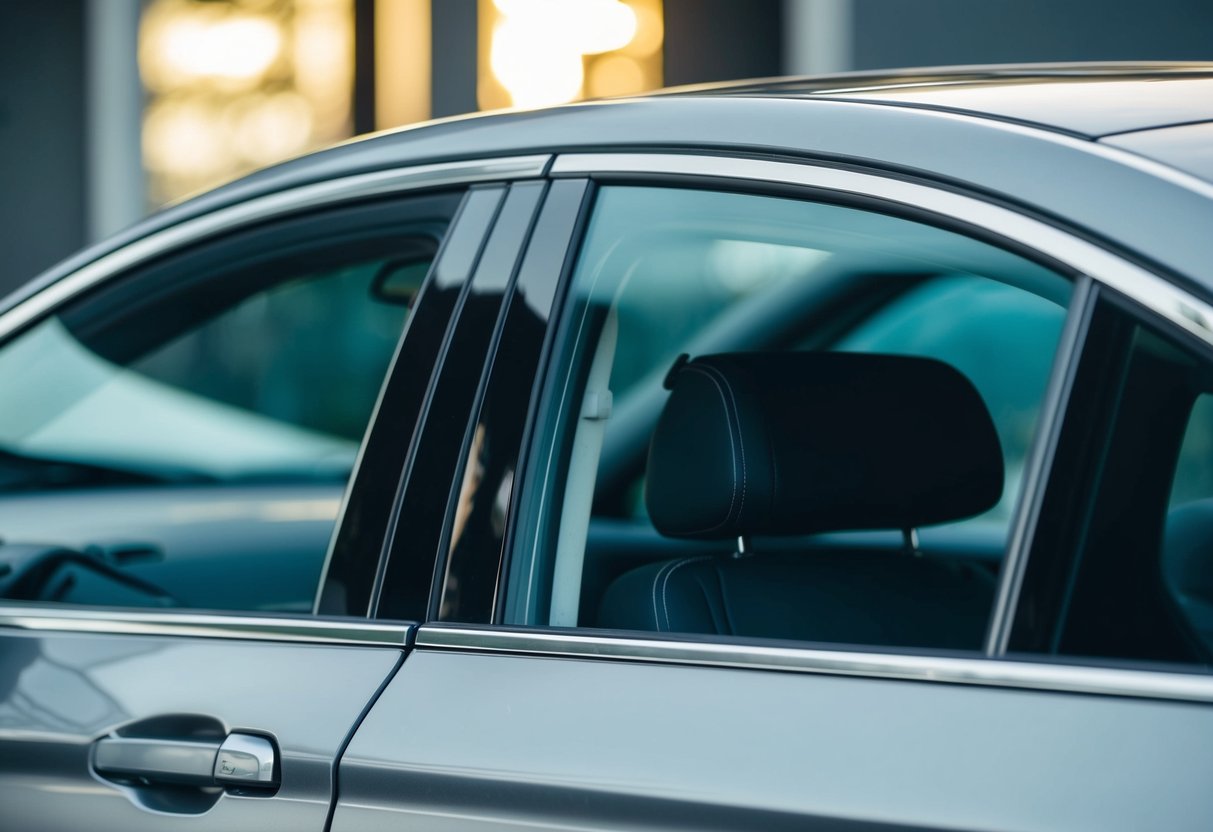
[{"xmin": 3, "ymin": 63, "xmax": 1213, "ymax": 830}]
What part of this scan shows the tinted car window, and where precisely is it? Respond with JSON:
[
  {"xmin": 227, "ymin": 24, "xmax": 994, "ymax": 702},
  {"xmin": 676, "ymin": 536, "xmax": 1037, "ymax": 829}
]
[
  {"xmin": 0, "ymin": 208, "xmax": 454, "ymax": 613},
  {"xmin": 505, "ymin": 185, "xmax": 1072, "ymax": 652},
  {"xmin": 0, "ymin": 261, "xmax": 406, "ymax": 484},
  {"xmin": 834, "ymin": 275, "xmax": 1065, "ymax": 524},
  {"xmin": 1015, "ymin": 303, "xmax": 1213, "ymax": 667}
]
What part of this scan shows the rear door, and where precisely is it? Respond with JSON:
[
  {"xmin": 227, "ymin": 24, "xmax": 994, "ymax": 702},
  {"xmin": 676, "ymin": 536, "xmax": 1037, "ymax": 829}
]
[
  {"xmin": 333, "ymin": 155, "xmax": 1213, "ymax": 831},
  {"xmin": 0, "ymin": 161, "xmax": 545, "ymax": 830}
]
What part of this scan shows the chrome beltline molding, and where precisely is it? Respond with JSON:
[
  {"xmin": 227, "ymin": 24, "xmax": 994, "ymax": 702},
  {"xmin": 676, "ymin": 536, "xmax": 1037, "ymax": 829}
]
[
  {"xmin": 416, "ymin": 625, "xmax": 1213, "ymax": 704},
  {"xmin": 0, "ymin": 155, "xmax": 551, "ymax": 341},
  {"xmin": 0, "ymin": 604, "xmax": 410, "ymax": 646},
  {"xmin": 551, "ymin": 152, "xmax": 1213, "ymax": 352}
]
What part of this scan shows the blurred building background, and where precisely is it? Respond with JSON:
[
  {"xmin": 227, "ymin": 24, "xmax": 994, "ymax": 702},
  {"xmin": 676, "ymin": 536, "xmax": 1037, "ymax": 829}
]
[{"xmin": 2, "ymin": 0, "xmax": 1212, "ymax": 295}]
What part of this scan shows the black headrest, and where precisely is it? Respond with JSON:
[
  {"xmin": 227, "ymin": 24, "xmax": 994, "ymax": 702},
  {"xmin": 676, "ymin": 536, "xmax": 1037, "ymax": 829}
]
[{"xmin": 645, "ymin": 352, "xmax": 1003, "ymax": 539}]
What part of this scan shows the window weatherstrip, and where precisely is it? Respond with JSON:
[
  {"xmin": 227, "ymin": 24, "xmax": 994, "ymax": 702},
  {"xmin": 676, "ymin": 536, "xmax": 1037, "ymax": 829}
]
[
  {"xmin": 550, "ymin": 153, "xmax": 1213, "ymax": 354},
  {"xmin": 0, "ymin": 155, "xmax": 551, "ymax": 341},
  {"xmin": 0, "ymin": 605, "xmax": 411, "ymax": 647},
  {"xmin": 416, "ymin": 624, "xmax": 1213, "ymax": 705},
  {"xmin": 985, "ymin": 276, "xmax": 1098, "ymax": 656}
]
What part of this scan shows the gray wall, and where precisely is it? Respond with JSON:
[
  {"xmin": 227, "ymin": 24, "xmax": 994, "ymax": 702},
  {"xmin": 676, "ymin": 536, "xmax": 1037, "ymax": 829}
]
[
  {"xmin": 664, "ymin": 0, "xmax": 784, "ymax": 86},
  {"xmin": 851, "ymin": 0, "xmax": 1213, "ymax": 69},
  {"xmin": 0, "ymin": 2, "xmax": 86, "ymax": 295}
]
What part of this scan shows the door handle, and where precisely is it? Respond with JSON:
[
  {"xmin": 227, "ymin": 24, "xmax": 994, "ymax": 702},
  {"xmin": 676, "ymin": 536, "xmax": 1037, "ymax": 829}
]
[{"xmin": 93, "ymin": 732, "xmax": 278, "ymax": 790}]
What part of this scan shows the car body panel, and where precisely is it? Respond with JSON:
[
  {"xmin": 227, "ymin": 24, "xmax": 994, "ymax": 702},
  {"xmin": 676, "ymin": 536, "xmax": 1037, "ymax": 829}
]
[
  {"xmin": 807, "ymin": 75, "xmax": 1213, "ymax": 137},
  {"xmin": 334, "ymin": 647, "xmax": 1213, "ymax": 831},
  {"xmin": 8, "ymin": 67, "xmax": 1213, "ymax": 321},
  {"xmin": 1102, "ymin": 121, "xmax": 1213, "ymax": 184},
  {"xmin": 0, "ymin": 629, "xmax": 402, "ymax": 831},
  {"xmin": 188, "ymin": 96, "xmax": 1213, "ymax": 288}
]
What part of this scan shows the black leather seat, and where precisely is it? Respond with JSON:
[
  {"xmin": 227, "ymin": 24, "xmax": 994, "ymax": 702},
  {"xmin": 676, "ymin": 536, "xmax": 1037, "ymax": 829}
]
[
  {"xmin": 597, "ymin": 351, "xmax": 1004, "ymax": 650},
  {"xmin": 1164, "ymin": 500, "xmax": 1213, "ymax": 652}
]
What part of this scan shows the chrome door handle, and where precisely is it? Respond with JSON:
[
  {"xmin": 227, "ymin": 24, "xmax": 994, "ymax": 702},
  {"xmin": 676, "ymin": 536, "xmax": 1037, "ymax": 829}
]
[
  {"xmin": 213, "ymin": 733, "xmax": 277, "ymax": 785},
  {"xmin": 94, "ymin": 732, "xmax": 278, "ymax": 789}
]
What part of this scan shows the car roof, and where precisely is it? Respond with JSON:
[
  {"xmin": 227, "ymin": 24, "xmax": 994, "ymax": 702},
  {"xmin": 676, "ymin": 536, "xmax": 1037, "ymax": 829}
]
[
  {"xmin": 9, "ymin": 64, "xmax": 1213, "ymax": 317},
  {"xmin": 663, "ymin": 62, "xmax": 1213, "ymax": 138}
]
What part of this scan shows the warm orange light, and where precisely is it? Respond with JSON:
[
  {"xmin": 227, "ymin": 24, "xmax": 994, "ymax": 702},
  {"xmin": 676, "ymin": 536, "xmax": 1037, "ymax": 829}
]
[
  {"xmin": 229, "ymin": 92, "xmax": 315, "ymax": 166},
  {"xmin": 586, "ymin": 54, "xmax": 646, "ymax": 98},
  {"xmin": 489, "ymin": 16, "xmax": 586, "ymax": 108},
  {"xmin": 143, "ymin": 97, "xmax": 229, "ymax": 178},
  {"xmin": 140, "ymin": 0, "xmax": 353, "ymax": 206},
  {"xmin": 480, "ymin": 0, "xmax": 662, "ymax": 110},
  {"xmin": 141, "ymin": 3, "xmax": 282, "ymax": 91}
]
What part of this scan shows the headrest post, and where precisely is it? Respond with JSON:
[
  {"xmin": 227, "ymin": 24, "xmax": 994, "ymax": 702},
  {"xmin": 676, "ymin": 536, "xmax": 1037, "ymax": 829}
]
[
  {"xmin": 733, "ymin": 535, "xmax": 751, "ymax": 559},
  {"xmin": 902, "ymin": 527, "xmax": 922, "ymax": 557}
]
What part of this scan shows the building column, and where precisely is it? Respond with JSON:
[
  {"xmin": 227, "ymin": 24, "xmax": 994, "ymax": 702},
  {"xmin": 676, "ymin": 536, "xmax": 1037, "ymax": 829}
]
[
  {"xmin": 85, "ymin": 0, "xmax": 145, "ymax": 241},
  {"xmin": 782, "ymin": 0, "xmax": 853, "ymax": 76}
]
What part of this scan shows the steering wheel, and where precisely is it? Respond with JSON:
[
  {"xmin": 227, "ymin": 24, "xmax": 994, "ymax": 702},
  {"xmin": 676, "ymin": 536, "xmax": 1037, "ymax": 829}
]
[{"xmin": 0, "ymin": 544, "xmax": 178, "ymax": 606}]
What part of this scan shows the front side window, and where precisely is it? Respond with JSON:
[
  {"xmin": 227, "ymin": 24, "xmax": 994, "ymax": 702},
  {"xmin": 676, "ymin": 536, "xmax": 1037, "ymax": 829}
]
[
  {"xmin": 0, "ymin": 198, "xmax": 457, "ymax": 613},
  {"xmin": 506, "ymin": 185, "xmax": 1072, "ymax": 653},
  {"xmin": 0, "ymin": 261, "xmax": 406, "ymax": 484}
]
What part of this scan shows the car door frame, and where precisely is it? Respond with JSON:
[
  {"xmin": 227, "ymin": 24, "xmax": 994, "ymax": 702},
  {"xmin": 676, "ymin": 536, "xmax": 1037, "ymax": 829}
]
[
  {"xmin": 0, "ymin": 154, "xmax": 551, "ymax": 831},
  {"xmin": 484, "ymin": 152, "xmax": 1213, "ymax": 666}
]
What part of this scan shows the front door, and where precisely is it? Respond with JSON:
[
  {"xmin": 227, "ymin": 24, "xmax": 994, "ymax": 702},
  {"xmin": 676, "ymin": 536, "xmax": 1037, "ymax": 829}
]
[{"xmin": 0, "ymin": 178, "xmax": 520, "ymax": 829}]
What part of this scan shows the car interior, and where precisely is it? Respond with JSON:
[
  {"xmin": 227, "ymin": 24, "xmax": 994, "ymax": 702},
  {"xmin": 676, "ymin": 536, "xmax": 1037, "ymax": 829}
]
[
  {"xmin": 596, "ymin": 350, "xmax": 1003, "ymax": 649},
  {"xmin": 507, "ymin": 186, "xmax": 1074, "ymax": 654},
  {"xmin": 0, "ymin": 211, "xmax": 451, "ymax": 611}
]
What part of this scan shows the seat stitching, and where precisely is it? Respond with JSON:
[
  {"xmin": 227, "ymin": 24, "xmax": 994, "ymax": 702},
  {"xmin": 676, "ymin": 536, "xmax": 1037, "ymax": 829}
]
[
  {"xmin": 697, "ymin": 364, "xmax": 747, "ymax": 525},
  {"xmin": 660, "ymin": 556, "xmax": 713, "ymax": 631},
  {"xmin": 650, "ymin": 558, "xmax": 680, "ymax": 628},
  {"xmin": 679, "ymin": 365, "xmax": 743, "ymax": 534}
]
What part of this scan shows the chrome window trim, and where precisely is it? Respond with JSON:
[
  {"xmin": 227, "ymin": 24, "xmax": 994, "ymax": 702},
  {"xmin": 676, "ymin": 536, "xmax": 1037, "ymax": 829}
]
[
  {"xmin": 0, "ymin": 154, "xmax": 551, "ymax": 341},
  {"xmin": 817, "ymin": 96, "xmax": 1213, "ymax": 201},
  {"xmin": 550, "ymin": 152, "xmax": 1213, "ymax": 351},
  {"xmin": 500, "ymin": 152, "xmax": 1213, "ymax": 696},
  {"xmin": 0, "ymin": 605, "xmax": 410, "ymax": 647},
  {"xmin": 417, "ymin": 625, "xmax": 1213, "ymax": 704}
]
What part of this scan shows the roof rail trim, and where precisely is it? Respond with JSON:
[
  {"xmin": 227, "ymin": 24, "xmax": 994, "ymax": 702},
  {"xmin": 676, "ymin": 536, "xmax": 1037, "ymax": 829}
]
[{"xmin": 0, "ymin": 155, "xmax": 551, "ymax": 341}]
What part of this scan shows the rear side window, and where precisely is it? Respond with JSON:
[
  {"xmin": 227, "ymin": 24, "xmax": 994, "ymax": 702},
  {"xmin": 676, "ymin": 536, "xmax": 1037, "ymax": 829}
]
[{"xmin": 503, "ymin": 185, "xmax": 1072, "ymax": 653}]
